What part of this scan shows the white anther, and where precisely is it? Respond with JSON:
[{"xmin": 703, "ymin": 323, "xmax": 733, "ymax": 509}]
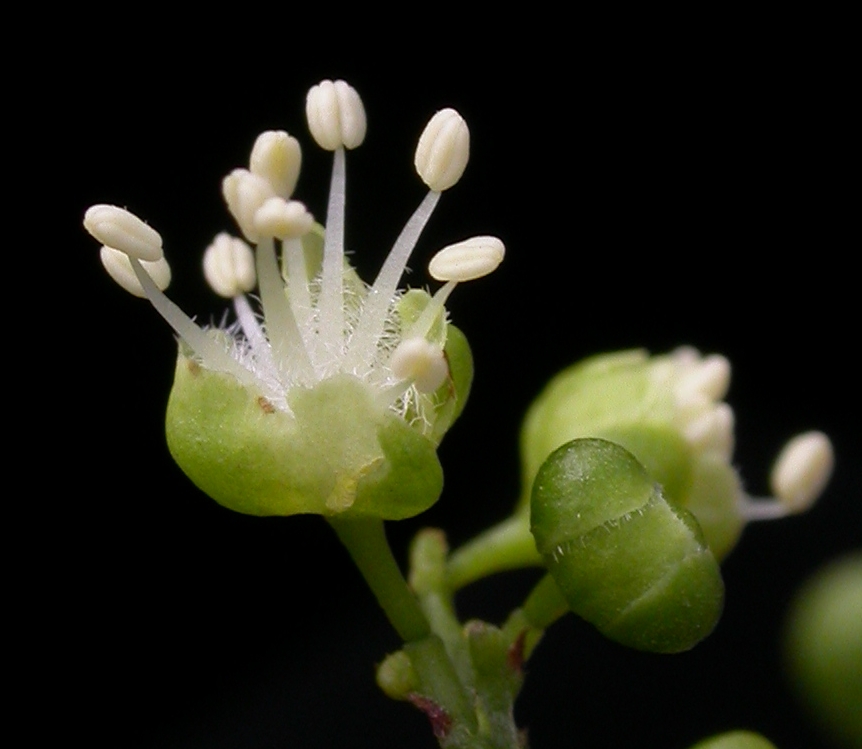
[
  {"xmin": 770, "ymin": 431, "xmax": 835, "ymax": 512},
  {"xmin": 250, "ymin": 131, "xmax": 302, "ymax": 198},
  {"xmin": 682, "ymin": 403, "xmax": 735, "ymax": 460},
  {"xmin": 203, "ymin": 233, "xmax": 256, "ymax": 298},
  {"xmin": 84, "ymin": 205, "xmax": 163, "ymax": 261},
  {"xmin": 389, "ymin": 338, "xmax": 449, "ymax": 393},
  {"xmin": 254, "ymin": 198, "xmax": 314, "ymax": 240},
  {"xmin": 428, "ymin": 236, "xmax": 505, "ymax": 282},
  {"xmin": 222, "ymin": 169, "xmax": 276, "ymax": 243},
  {"xmin": 305, "ymin": 80, "xmax": 367, "ymax": 151},
  {"xmin": 100, "ymin": 245, "xmax": 171, "ymax": 298},
  {"xmin": 676, "ymin": 354, "xmax": 732, "ymax": 403},
  {"xmin": 414, "ymin": 108, "xmax": 470, "ymax": 192}
]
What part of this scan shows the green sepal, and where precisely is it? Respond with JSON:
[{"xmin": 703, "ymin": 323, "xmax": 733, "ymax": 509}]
[
  {"xmin": 165, "ymin": 360, "xmax": 443, "ymax": 520},
  {"xmin": 531, "ymin": 438, "xmax": 724, "ymax": 653}
]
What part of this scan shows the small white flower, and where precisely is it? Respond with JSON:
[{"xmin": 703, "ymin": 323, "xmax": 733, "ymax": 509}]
[{"xmin": 84, "ymin": 81, "xmax": 504, "ymax": 520}]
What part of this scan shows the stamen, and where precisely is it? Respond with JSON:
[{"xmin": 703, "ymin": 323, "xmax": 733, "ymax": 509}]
[
  {"xmin": 770, "ymin": 431, "xmax": 835, "ymax": 512},
  {"xmin": 85, "ymin": 205, "xmax": 163, "ymax": 261},
  {"xmin": 255, "ymin": 236, "xmax": 314, "ymax": 383},
  {"xmin": 414, "ymin": 108, "xmax": 470, "ymax": 192},
  {"xmin": 305, "ymin": 80, "xmax": 367, "ymax": 152},
  {"xmin": 738, "ymin": 431, "xmax": 834, "ymax": 521},
  {"xmin": 254, "ymin": 198, "xmax": 313, "ymax": 241},
  {"xmin": 682, "ymin": 403, "xmax": 734, "ymax": 460},
  {"xmin": 282, "ymin": 237, "xmax": 314, "ymax": 349},
  {"xmin": 389, "ymin": 338, "xmax": 448, "ymax": 393},
  {"xmin": 203, "ymin": 233, "xmax": 256, "ymax": 299},
  {"xmin": 428, "ymin": 236, "xmax": 505, "ymax": 282},
  {"xmin": 405, "ymin": 281, "xmax": 457, "ymax": 341},
  {"xmin": 250, "ymin": 131, "xmax": 302, "ymax": 198},
  {"xmin": 405, "ymin": 236, "xmax": 505, "ymax": 341},
  {"xmin": 128, "ymin": 258, "xmax": 255, "ymax": 386},
  {"xmin": 232, "ymin": 294, "xmax": 273, "ymax": 368},
  {"xmin": 222, "ymin": 169, "xmax": 276, "ymax": 243},
  {"xmin": 344, "ymin": 190, "xmax": 440, "ymax": 371},
  {"xmin": 305, "ymin": 81, "xmax": 367, "ymax": 365},
  {"xmin": 100, "ymin": 246, "xmax": 171, "ymax": 298},
  {"xmin": 675, "ymin": 354, "xmax": 732, "ymax": 403},
  {"xmin": 318, "ymin": 146, "xmax": 347, "ymax": 358}
]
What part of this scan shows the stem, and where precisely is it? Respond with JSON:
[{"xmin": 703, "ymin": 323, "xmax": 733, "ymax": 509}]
[
  {"xmin": 446, "ymin": 514, "xmax": 543, "ymax": 592},
  {"xmin": 328, "ymin": 516, "xmax": 430, "ymax": 642},
  {"xmin": 522, "ymin": 573, "xmax": 569, "ymax": 631}
]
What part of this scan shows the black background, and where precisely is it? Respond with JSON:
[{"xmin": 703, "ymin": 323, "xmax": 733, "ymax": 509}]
[{"xmin": 49, "ymin": 20, "xmax": 857, "ymax": 749}]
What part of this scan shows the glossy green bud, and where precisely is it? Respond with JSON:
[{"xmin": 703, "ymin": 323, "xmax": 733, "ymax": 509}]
[
  {"xmin": 784, "ymin": 552, "xmax": 862, "ymax": 748},
  {"xmin": 522, "ymin": 349, "xmax": 743, "ymax": 559},
  {"xmin": 688, "ymin": 731, "xmax": 778, "ymax": 749},
  {"xmin": 531, "ymin": 438, "xmax": 724, "ymax": 653}
]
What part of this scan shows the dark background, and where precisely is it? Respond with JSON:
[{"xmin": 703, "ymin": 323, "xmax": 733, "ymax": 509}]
[{"xmin": 50, "ymin": 23, "xmax": 856, "ymax": 749}]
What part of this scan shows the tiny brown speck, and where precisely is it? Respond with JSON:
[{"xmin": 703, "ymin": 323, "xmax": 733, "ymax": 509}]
[
  {"xmin": 186, "ymin": 360, "xmax": 201, "ymax": 376},
  {"xmin": 258, "ymin": 396, "xmax": 275, "ymax": 414}
]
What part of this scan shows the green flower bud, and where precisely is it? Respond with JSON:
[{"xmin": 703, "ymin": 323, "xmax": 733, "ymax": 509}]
[
  {"xmin": 521, "ymin": 348, "xmax": 833, "ymax": 560},
  {"xmin": 688, "ymin": 731, "xmax": 778, "ymax": 749},
  {"xmin": 531, "ymin": 438, "xmax": 724, "ymax": 653},
  {"xmin": 784, "ymin": 552, "xmax": 862, "ymax": 747}
]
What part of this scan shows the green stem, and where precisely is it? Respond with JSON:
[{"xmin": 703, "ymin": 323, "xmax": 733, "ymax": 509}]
[
  {"xmin": 329, "ymin": 516, "xmax": 430, "ymax": 642},
  {"xmin": 522, "ymin": 573, "xmax": 569, "ymax": 631},
  {"xmin": 446, "ymin": 513, "xmax": 543, "ymax": 592}
]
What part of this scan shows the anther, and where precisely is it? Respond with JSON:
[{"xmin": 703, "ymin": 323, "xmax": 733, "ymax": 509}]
[
  {"xmin": 100, "ymin": 246, "xmax": 171, "ymax": 297},
  {"xmin": 770, "ymin": 431, "xmax": 835, "ymax": 512},
  {"xmin": 203, "ymin": 233, "xmax": 256, "ymax": 299},
  {"xmin": 84, "ymin": 205, "xmax": 163, "ymax": 261},
  {"xmin": 414, "ymin": 108, "xmax": 470, "ymax": 192},
  {"xmin": 428, "ymin": 236, "xmax": 505, "ymax": 282},
  {"xmin": 250, "ymin": 130, "xmax": 302, "ymax": 198},
  {"xmin": 305, "ymin": 80, "xmax": 367, "ymax": 151}
]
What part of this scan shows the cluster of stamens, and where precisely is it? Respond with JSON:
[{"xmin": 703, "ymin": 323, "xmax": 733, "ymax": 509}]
[
  {"xmin": 656, "ymin": 347, "xmax": 834, "ymax": 522},
  {"xmin": 84, "ymin": 80, "xmax": 504, "ymax": 418}
]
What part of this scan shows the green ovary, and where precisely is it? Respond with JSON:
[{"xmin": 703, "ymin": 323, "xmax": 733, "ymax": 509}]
[{"xmin": 165, "ymin": 355, "xmax": 443, "ymax": 520}]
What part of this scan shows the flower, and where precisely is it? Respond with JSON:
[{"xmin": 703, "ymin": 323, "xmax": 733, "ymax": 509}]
[
  {"xmin": 84, "ymin": 80, "xmax": 503, "ymax": 520},
  {"xmin": 521, "ymin": 347, "xmax": 834, "ymax": 559}
]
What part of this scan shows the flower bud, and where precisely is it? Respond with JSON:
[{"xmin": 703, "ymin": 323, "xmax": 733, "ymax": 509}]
[
  {"xmin": 531, "ymin": 438, "xmax": 724, "ymax": 653},
  {"xmin": 414, "ymin": 108, "xmax": 469, "ymax": 192},
  {"xmin": 521, "ymin": 349, "xmax": 744, "ymax": 559}
]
